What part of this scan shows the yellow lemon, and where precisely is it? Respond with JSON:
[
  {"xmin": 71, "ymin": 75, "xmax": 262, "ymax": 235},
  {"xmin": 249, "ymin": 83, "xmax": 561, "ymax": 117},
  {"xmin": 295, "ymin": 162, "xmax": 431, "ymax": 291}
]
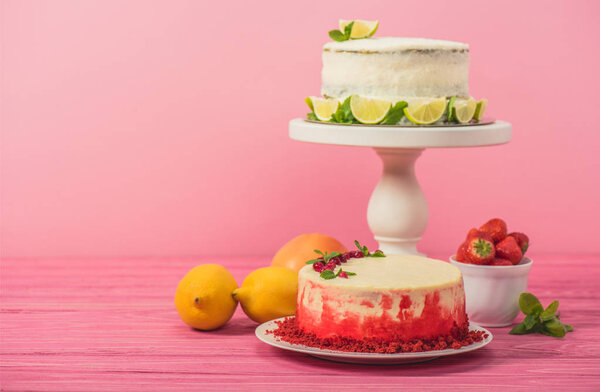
[
  {"xmin": 174, "ymin": 264, "xmax": 238, "ymax": 330},
  {"xmin": 233, "ymin": 267, "xmax": 298, "ymax": 323}
]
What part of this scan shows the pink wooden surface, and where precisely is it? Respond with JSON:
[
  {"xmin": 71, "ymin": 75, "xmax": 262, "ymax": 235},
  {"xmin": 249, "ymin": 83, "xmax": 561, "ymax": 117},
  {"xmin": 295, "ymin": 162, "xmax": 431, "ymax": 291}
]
[{"xmin": 1, "ymin": 254, "xmax": 599, "ymax": 391}]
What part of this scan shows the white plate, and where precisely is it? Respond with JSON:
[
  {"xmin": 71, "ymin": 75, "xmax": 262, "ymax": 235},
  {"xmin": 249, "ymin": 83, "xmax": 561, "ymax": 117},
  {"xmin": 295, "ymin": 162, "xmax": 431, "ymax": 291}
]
[{"xmin": 255, "ymin": 317, "xmax": 493, "ymax": 365}]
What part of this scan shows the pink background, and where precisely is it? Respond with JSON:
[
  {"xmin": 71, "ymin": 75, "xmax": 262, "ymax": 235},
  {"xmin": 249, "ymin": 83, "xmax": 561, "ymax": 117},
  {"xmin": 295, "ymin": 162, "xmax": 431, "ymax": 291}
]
[{"xmin": 2, "ymin": 0, "xmax": 599, "ymax": 259}]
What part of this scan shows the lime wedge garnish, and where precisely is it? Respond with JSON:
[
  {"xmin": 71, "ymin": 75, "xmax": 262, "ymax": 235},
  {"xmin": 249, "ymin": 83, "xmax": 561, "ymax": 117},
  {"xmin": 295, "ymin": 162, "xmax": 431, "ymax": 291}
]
[
  {"xmin": 310, "ymin": 96, "xmax": 340, "ymax": 121},
  {"xmin": 339, "ymin": 20, "xmax": 379, "ymax": 39},
  {"xmin": 305, "ymin": 96, "xmax": 314, "ymax": 112},
  {"xmin": 349, "ymin": 95, "xmax": 391, "ymax": 124},
  {"xmin": 453, "ymin": 99, "xmax": 477, "ymax": 124},
  {"xmin": 473, "ymin": 99, "xmax": 488, "ymax": 121},
  {"xmin": 403, "ymin": 98, "xmax": 447, "ymax": 125}
]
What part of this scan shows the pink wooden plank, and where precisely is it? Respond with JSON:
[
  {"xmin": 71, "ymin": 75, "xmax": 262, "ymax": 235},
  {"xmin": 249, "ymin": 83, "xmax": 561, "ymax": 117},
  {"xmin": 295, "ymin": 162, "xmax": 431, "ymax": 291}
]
[{"xmin": 1, "ymin": 254, "xmax": 600, "ymax": 391}]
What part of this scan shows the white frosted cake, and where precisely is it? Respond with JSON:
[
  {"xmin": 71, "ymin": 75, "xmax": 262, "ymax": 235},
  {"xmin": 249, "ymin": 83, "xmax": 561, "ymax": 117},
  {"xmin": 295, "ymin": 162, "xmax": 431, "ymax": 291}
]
[
  {"xmin": 304, "ymin": 20, "xmax": 487, "ymax": 126},
  {"xmin": 296, "ymin": 254, "xmax": 468, "ymax": 342},
  {"xmin": 322, "ymin": 37, "xmax": 470, "ymax": 102}
]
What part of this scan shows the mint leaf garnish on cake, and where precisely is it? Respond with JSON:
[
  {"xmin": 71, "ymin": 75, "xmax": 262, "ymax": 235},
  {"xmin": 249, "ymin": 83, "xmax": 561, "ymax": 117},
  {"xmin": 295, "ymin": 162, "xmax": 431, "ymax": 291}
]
[
  {"xmin": 354, "ymin": 240, "xmax": 385, "ymax": 257},
  {"xmin": 331, "ymin": 96, "xmax": 356, "ymax": 123},
  {"xmin": 446, "ymin": 96, "xmax": 456, "ymax": 122},
  {"xmin": 308, "ymin": 240, "xmax": 385, "ymax": 279},
  {"xmin": 509, "ymin": 293, "xmax": 573, "ymax": 338},
  {"xmin": 320, "ymin": 270, "xmax": 336, "ymax": 279},
  {"xmin": 329, "ymin": 21, "xmax": 353, "ymax": 42},
  {"xmin": 381, "ymin": 101, "xmax": 408, "ymax": 125}
]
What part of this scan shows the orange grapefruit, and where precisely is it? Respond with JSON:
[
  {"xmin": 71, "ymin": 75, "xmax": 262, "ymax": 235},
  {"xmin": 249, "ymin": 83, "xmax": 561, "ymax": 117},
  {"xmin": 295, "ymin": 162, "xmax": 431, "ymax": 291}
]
[{"xmin": 271, "ymin": 233, "xmax": 347, "ymax": 272}]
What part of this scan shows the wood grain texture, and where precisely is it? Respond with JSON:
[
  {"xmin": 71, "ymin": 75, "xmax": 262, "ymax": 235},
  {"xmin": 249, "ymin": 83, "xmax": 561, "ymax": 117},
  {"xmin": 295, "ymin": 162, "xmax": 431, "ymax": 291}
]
[{"xmin": 1, "ymin": 254, "xmax": 599, "ymax": 391}]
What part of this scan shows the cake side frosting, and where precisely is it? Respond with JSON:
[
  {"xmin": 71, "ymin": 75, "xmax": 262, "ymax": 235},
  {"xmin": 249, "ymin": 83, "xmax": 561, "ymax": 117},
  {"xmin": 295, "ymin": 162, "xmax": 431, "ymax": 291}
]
[
  {"xmin": 321, "ymin": 37, "xmax": 470, "ymax": 101},
  {"xmin": 296, "ymin": 254, "xmax": 468, "ymax": 341}
]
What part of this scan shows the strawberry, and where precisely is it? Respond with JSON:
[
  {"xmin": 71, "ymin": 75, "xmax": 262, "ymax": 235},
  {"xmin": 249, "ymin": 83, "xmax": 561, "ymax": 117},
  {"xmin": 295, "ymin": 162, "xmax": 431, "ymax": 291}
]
[
  {"xmin": 465, "ymin": 233, "xmax": 495, "ymax": 265},
  {"xmin": 479, "ymin": 218, "xmax": 507, "ymax": 244},
  {"xmin": 508, "ymin": 232, "xmax": 529, "ymax": 254},
  {"xmin": 489, "ymin": 257, "xmax": 513, "ymax": 266},
  {"xmin": 466, "ymin": 228, "xmax": 479, "ymax": 240},
  {"xmin": 496, "ymin": 236, "xmax": 523, "ymax": 265},
  {"xmin": 456, "ymin": 242, "xmax": 468, "ymax": 262}
]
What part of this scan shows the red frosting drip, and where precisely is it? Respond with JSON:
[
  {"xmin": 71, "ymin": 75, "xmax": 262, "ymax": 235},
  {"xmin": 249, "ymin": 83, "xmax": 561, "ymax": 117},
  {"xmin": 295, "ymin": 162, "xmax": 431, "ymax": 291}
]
[
  {"xmin": 268, "ymin": 317, "xmax": 487, "ymax": 354},
  {"xmin": 297, "ymin": 289, "xmax": 467, "ymax": 342}
]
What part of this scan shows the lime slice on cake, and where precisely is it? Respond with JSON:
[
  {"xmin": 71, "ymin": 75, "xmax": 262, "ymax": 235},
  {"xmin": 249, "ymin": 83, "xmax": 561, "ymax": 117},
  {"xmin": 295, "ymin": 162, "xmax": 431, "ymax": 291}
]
[
  {"xmin": 308, "ymin": 96, "xmax": 340, "ymax": 121},
  {"xmin": 403, "ymin": 98, "xmax": 447, "ymax": 125},
  {"xmin": 350, "ymin": 95, "xmax": 392, "ymax": 124},
  {"xmin": 339, "ymin": 20, "xmax": 379, "ymax": 39},
  {"xmin": 453, "ymin": 98, "xmax": 477, "ymax": 124},
  {"xmin": 473, "ymin": 98, "xmax": 488, "ymax": 121}
]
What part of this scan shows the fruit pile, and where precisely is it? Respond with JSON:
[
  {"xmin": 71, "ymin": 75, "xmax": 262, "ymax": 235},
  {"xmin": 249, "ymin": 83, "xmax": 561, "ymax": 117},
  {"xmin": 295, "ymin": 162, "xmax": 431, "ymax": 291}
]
[
  {"xmin": 455, "ymin": 218, "xmax": 529, "ymax": 266},
  {"xmin": 174, "ymin": 233, "xmax": 348, "ymax": 331}
]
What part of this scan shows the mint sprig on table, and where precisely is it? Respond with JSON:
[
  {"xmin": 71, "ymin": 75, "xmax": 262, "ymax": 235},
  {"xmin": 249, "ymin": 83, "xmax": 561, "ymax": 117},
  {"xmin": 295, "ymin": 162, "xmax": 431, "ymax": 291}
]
[
  {"xmin": 354, "ymin": 240, "xmax": 385, "ymax": 257},
  {"xmin": 509, "ymin": 293, "xmax": 573, "ymax": 338},
  {"xmin": 329, "ymin": 21, "xmax": 354, "ymax": 42}
]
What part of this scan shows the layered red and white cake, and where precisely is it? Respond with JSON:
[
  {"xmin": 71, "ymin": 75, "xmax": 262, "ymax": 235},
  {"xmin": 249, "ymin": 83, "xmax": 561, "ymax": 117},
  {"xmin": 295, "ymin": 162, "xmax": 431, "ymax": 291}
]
[{"xmin": 296, "ymin": 254, "xmax": 468, "ymax": 342}]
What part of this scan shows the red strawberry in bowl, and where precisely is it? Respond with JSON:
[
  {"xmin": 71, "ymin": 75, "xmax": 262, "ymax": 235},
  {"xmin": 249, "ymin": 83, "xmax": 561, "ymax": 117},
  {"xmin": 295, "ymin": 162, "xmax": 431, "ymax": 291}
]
[
  {"xmin": 508, "ymin": 232, "xmax": 529, "ymax": 254},
  {"xmin": 479, "ymin": 218, "xmax": 507, "ymax": 244},
  {"xmin": 489, "ymin": 257, "xmax": 513, "ymax": 266},
  {"xmin": 456, "ymin": 242, "xmax": 468, "ymax": 262},
  {"xmin": 464, "ymin": 233, "xmax": 495, "ymax": 265},
  {"xmin": 496, "ymin": 236, "xmax": 523, "ymax": 265}
]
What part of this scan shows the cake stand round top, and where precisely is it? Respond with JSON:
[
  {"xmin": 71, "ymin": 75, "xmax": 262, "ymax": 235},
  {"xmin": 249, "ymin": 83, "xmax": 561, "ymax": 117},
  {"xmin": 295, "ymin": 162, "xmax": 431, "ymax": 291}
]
[{"xmin": 289, "ymin": 118, "xmax": 511, "ymax": 148}]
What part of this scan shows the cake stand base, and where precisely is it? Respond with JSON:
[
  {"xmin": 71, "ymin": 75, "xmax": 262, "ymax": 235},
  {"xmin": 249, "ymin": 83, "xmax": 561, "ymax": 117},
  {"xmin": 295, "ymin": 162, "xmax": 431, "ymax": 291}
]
[{"xmin": 289, "ymin": 119, "xmax": 512, "ymax": 255}]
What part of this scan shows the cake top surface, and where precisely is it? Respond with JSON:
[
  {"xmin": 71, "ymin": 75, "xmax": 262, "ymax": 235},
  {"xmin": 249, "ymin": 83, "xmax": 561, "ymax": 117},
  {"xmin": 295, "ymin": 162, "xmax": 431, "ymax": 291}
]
[
  {"xmin": 299, "ymin": 254, "xmax": 462, "ymax": 290},
  {"xmin": 323, "ymin": 37, "xmax": 469, "ymax": 52}
]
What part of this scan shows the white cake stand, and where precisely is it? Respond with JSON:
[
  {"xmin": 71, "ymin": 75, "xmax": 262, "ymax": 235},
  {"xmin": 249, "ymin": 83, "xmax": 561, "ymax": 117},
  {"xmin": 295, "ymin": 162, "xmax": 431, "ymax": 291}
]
[{"xmin": 289, "ymin": 118, "xmax": 512, "ymax": 255}]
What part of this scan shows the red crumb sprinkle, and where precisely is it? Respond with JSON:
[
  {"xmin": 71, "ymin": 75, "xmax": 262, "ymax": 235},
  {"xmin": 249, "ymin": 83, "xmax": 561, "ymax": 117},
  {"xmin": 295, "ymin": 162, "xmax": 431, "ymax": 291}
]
[{"xmin": 267, "ymin": 317, "xmax": 488, "ymax": 354}]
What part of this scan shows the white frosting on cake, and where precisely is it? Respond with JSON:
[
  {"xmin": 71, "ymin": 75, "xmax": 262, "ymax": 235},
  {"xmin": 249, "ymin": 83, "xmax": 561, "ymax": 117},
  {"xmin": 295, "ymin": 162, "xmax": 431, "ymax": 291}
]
[
  {"xmin": 321, "ymin": 37, "xmax": 470, "ymax": 101},
  {"xmin": 299, "ymin": 254, "xmax": 461, "ymax": 289}
]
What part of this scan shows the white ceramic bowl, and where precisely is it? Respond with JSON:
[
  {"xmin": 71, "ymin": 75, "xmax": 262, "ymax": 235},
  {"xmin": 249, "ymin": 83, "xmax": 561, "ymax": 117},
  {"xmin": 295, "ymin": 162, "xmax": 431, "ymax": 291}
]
[{"xmin": 449, "ymin": 256, "xmax": 533, "ymax": 327}]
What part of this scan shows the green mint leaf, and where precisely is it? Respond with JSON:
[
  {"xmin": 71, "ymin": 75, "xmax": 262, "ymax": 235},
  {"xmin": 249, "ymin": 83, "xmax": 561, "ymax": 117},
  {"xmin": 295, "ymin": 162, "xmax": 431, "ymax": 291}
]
[
  {"xmin": 354, "ymin": 240, "xmax": 362, "ymax": 250},
  {"xmin": 328, "ymin": 252, "xmax": 341, "ymax": 259},
  {"xmin": 305, "ymin": 258, "xmax": 322, "ymax": 265},
  {"xmin": 340, "ymin": 96, "xmax": 354, "ymax": 122},
  {"xmin": 329, "ymin": 29, "xmax": 347, "ymax": 42},
  {"xmin": 541, "ymin": 313, "xmax": 556, "ymax": 322},
  {"xmin": 336, "ymin": 269, "xmax": 341, "ymax": 277},
  {"xmin": 543, "ymin": 300, "xmax": 559, "ymax": 316},
  {"xmin": 323, "ymin": 251, "xmax": 331, "ymax": 262},
  {"xmin": 330, "ymin": 96, "xmax": 353, "ymax": 123},
  {"xmin": 523, "ymin": 314, "xmax": 539, "ymax": 330},
  {"xmin": 368, "ymin": 250, "xmax": 386, "ymax": 257},
  {"xmin": 343, "ymin": 21, "xmax": 354, "ymax": 39},
  {"xmin": 519, "ymin": 293, "xmax": 544, "ymax": 315},
  {"xmin": 313, "ymin": 249, "xmax": 324, "ymax": 257},
  {"xmin": 509, "ymin": 322, "xmax": 529, "ymax": 335},
  {"xmin": 563, "ymin": 323, "xmax": 574, "ymax": 332},
  {"xmin": 320, "ymin": 270, "xmax": 336, "ymax": 280},
  {"xmin": 447, "ymin": 97, "xmax": 456, "ymax": 122},
  {"xmin": 381, "ymin": 101, "xmax": 407, "ymax": 125},
  {"xmin": 543, "ymin": 319, "xmax": 566, "ymax": 338},
  {"xmin": 306, "ymin": 112, "xmax": 319, "ymax": 121},
  {"xmin": 345, "ymin": 271, "xmax": 357, "ymax": 276}
]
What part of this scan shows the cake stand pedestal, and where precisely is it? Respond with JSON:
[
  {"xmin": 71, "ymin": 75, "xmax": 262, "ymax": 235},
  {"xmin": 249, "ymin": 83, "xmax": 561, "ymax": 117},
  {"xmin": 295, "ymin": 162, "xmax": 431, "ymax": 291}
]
[{"xmin": 289, "ymin": 119, "xmax": 512, "ymax": 255}]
